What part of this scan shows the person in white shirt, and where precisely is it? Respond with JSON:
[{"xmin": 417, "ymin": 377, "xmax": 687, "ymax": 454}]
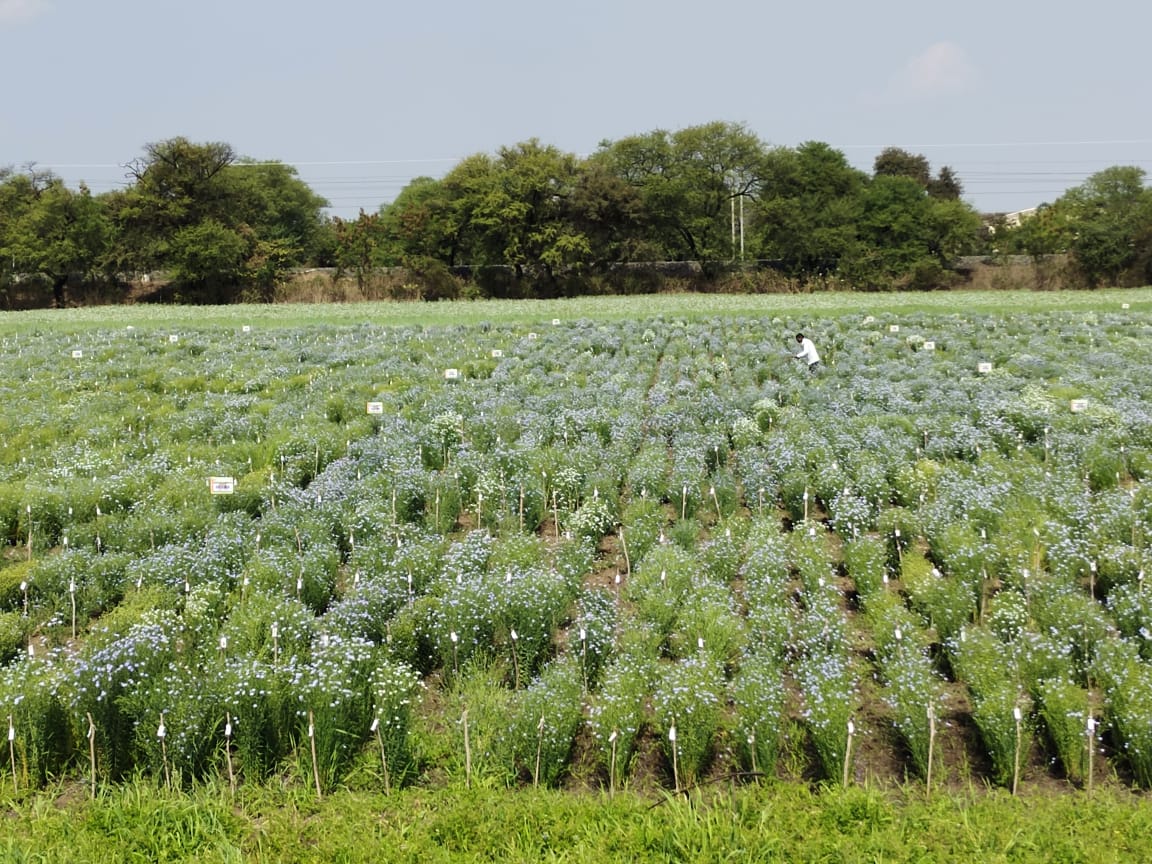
[{"xmin": 793, "ymin": 333, "xmax": 820, "ymax": 372}]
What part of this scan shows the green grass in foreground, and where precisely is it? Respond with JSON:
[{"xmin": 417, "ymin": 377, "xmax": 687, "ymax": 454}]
[
  {"xmin": 1, "ymin": 287, "xmax": 1151, "ymax": 333},
  {"xmin": 2, "ymin": 781, "xmax": 1150, "ymax": 863}
]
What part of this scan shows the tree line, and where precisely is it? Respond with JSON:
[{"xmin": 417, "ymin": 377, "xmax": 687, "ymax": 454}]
[{"xmin": 2, "ymin": 123, "xmax": 1150, "ymax": 306}]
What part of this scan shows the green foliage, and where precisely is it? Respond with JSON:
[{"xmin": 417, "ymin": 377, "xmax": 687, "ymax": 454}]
[
  {"xmin": 507, "ymin": 658, "xmax": 584, "ymax": 787},
  {"xmin": 588, "ymin": 649, "xmax": 655, "ymax": 785},
  {"xmin": 1036, "ymin": 677, "xmax": 1091, "ymax": 784},
  {"xmin": 731, "ymin": 653, "xmax": 786, "ymax": 776},
  {"xmin": 653, "ymin": 654, "xmax": 726, "ymax": 787}
]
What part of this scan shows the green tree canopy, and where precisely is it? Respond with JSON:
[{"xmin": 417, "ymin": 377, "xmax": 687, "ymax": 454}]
[
  {"xmin": 0, "ymin": 168, "xmax": 110, "ymax": 306},
  {"xmin": 596, "ymin": 121, "xmax": 768, "ymax": 266},
  {"xmin": 105, "ymin": 137, "xmax": 328, "ymax": 296}
]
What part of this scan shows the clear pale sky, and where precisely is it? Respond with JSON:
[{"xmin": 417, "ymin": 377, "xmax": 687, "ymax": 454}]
[{"xmin": 3, "ymin": 0, "xmax": 1149, "ymax": 218}]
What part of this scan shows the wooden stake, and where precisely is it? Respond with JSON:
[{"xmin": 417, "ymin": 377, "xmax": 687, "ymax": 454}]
[
  {"xmin": 462, "ymin": 709, "xmax": 472, "ymax": 788},
  {"xmin": 8, "ymin": 715, "xmax": 16, "ymax": 794},
  {"xmin": 1086, "ymin": 717, "xmax": 1095, "ymax": 795},
  {"xmin": 843, "ymin": 719, "xmax": 855, "ymax": 787},
  {"xmin": 372, "ymin": 718, "xmax": 390, "ymax": 793},
  {"xmin": 224, "ymin": 713, "xmax": 236, "ymax": 796},
  {"xmin": 1012, "ymin": 706, "xmax": 1022, "ymax": 796},
  {"xmin": 533, "ymin": 715, "xmax": 545, "ymax": 788},
  {"xmin": 926, "ymin": 705, "xmax": 936, "ymax": 797},
  {"xmin": 86, "ymin": 713, "xmax": 97, "ymax": 798},
  {"xmin": 158, "ymin": 713, "xmax": 170, "ymax": 790},
  {"xmin": 308, "ymin": 710, "xmax": 322, "ymax": 799},
  {"xmin": 609, "ymin": 729, "xmax": 618, "ymax": 797}
]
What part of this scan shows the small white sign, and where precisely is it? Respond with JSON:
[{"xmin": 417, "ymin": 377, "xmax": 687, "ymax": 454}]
[
  {"xmin": 1122, "ymin": 303, "xmax": 1131, "ymax": 310},
  {"xmin": 71, "ymin": 349, "xmax": 83, "ymax": 359},
  {"xmin": 527, "ymin": 332, "xmax": 538, "ymax": 340},
  {"xmin": 169, "ymin": 334, "xmax": 179, "ymax": 343},
  {"xmin": 366, "ymin": 402, "xmax": 384, "ymax": 415},
  {"xmin": 889, "ymin": 324, "xmax": 900, "ymax": 333},
  {"xmin": 922, "ymin": 341, "xmax": 936, "ymax": 351},
  {"xmin": 977, "ymin": 362, "xmax": 993, "ymax": 374},
  {"xmin": 209, "ymin": 476, "xmax": 236, "ymax": 494},
  {"xmin": 863, "ymin": 316, "xmax": 875, "ymax": 324},
  {"xmin": 242, "ymin": 325, "xmax": 251, "ymax": 333},
  {"xmin": 1070, "ymin": 399, "xmax": 1089, "ymax": 413},
  {"xmin": 491, "ymin": 349, "xmax": 503, "ymax": 358},
  {"xmin": 551, "ymin": 318, "xmax": 561, "ymax": 326},
  {"xmin": 444, "ymin": 368, "xmax": 460, "ymax": 380}
]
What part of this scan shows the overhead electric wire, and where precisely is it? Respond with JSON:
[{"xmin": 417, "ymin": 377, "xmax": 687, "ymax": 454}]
[{"xmin": 17, "ymin": 139, "xmax": 1152, "ymax": 217}]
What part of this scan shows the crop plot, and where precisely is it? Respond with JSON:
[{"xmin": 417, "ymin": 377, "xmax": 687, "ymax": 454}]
[{"xmin": 1, "ymin": 304, "xmax": 1151, "ymax": 795}]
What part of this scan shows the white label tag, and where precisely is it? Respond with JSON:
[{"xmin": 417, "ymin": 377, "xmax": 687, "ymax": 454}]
[
  {"xmin": 71, "ymin": 349, "xmax": 83, "ymax": 359},
  {"xmin": 977, "ymin": 362, "xmax": 992, "ymax": 373},
  {"xmin": 366, "ymin": 402, "xmax": 384, "ymax": 415},
  {"xmin": 209, "ymin": 476, "xmax": 236, "ymax": 494},
  {"xmin": 491, "ymin": 349, "xmax": 503, "ymax": 358},
  {"xmin": 922, "ymin": 341, "xmax": 935, "ymax": 351},
  {"xmin": 1070, "ymin": 399, "xmax": 1088, "ymax": 413},
  {"xmin": 444, "ymin": 368, "xmax": 460, "ymax": 380},
  {"xmin": 889, "ymin": 324, "xmax": 900, "ymax": 333}
]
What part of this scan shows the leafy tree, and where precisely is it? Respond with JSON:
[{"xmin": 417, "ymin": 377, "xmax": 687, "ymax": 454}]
[
  {"xmin": 755, "ymin": 141, "xmax": 867, "ymax": 275},
  {"xmin": 378, "ymin": 177, "xmax": 460, "ymax": 266},
  {"xmin": 168, "ymin": 218, "xmax": 248, "ymax": 287},
  {"xmin": 0, "ymin": 168, "xmax": 110, "ymax": 306},
  {"xmin": 332, "ymin": 210, "xmax": 385, "ymax": 290},
  {"xmin": 928, "ymin": 166, "xmax": 964, "ymax": 200},
  {"xmin": 1060, "ymin": 166, "xmax": 1152, "ymax": 287},
  {"xmin": 843, "ymin": 174, "xmax": 981, "ymax": 289},
  {"xmin": 597, "ymin": 121, "xmax": 768, "ymax": 267},
  {"xmin": 225, "ymin": 159, "xmax": 330, "ymax": 263},
  {"xmin": 105, "ymin": 137, "xmax": 328, "ymax": 296},
  {"xmin": 467, "ymin": 139, "xmax": 591, "ymax": 287},
  {"xmin": 566, "ymin": 160, "xmax": 647, "ymax": 265},
  {"xmin": 874, "ymin": 147, "xmax": 963, "ymax": 200},
  {"xmin": 874, "ymin": 148, "xmax": 931, "ymax": 187}
]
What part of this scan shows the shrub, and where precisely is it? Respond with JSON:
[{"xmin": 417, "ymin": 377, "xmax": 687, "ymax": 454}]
[
  {"xmin": 1036, "ymin": 677, "xmax": 1091, "ymax": 785},
  {"xmin": 507, "ymin": 658, "xmax": 584, "ymax": 787},
  {"xmin": 587, "ymin": 650, "xmax": 655, "ymax": 786},
  {"xmin": 731, "ymin": 653, "xmax": 786, "ymax": 777},
  {"xmin": 653, "ymin": 654, "xmax": 726, "ymax": 788}
]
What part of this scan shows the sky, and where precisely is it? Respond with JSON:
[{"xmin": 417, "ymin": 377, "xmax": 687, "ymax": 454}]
[{"xmin": 2, "ymin": 0, "xmax": 1150, "ymax": 219}]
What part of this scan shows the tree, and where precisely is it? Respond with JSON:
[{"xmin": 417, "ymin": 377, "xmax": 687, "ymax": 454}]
[
  {"xmin": 928, "ymin": 166, "xmax": 963, "ymax": 200},
  {"xmin": 874, "ymin": 147, "xmax": 931, "ymax": 187},
  {"xmin": 106, "ymin": 138, "xmax": 329, "ymax": 297},
  {"xmin": 1060, "ymin": 166, "xmax": 1152, "ymax": 286},
  {"xmin": 224, "ymin": 159, "xmax": 330, "ymax": 264},
  {"xmin": 378, "ymin": 176, "xmax": 463, "ymax": 267},
  {"xmin": 332, "ymin": 210, "xmax": 385, "ymax": 290},
  {"xmin": 874, "ymin": 147, "xmax": 963, "ymax": 200},
  {"xmin": 755, "ymin": 141, "xmax": 867, "ymax": 275},
  {"xmin": 467, "ymin": 139, "xmax": 591, "ymax": 286},
  {"xmin": 843, "ymin": 174, "xmax": 981, "ymax": 289},
  {"xmin": 597, "ymin": 121, "xmax": 768, "ymax": 266},
  {"xmin": 0, "ymin": 169, "xmax": 109, "ymax": 306}
]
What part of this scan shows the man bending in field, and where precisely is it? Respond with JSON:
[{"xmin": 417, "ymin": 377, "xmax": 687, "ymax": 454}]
[{"xmin": 793, "ymin": 333, "xmax": 820, "ymax": 372}]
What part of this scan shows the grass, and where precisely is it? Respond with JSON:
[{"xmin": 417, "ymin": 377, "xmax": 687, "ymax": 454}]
[
  {"xmin": 2, "ymin": 779, "xmax": 1151, "ymax": 862},
  {"xmin": 2, "ymin": 286, "xmax": 1151, "ymax": 333}
]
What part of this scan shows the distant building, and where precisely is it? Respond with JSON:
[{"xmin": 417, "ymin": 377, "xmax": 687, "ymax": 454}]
[{"xmin": 1002, "ymin": 207, "xmax": 1038, "ymax": 227}]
